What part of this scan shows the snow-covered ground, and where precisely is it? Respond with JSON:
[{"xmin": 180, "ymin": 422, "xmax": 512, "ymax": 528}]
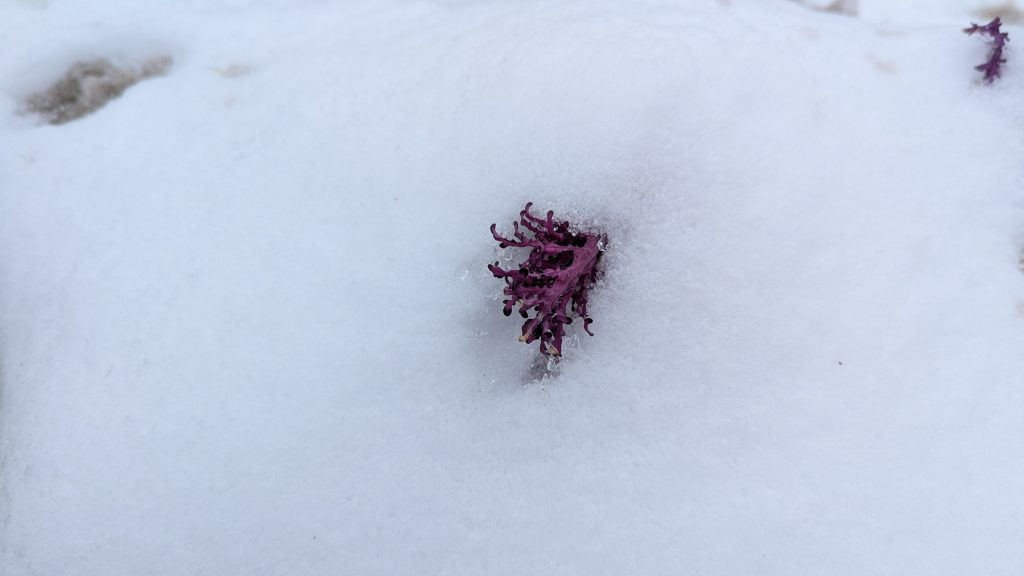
[{"xmin": 2, "ymin": 1, "xmax": 1024, "ymax": 574}]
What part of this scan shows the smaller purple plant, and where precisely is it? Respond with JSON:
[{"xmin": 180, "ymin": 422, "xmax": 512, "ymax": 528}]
[
  {"xmin": 964, "ymin": 17, "xmax": 1009, "ymax": 83},
  {"xmin": 489, "ymin": 203, "xmax": 606, "ymax": 357}
]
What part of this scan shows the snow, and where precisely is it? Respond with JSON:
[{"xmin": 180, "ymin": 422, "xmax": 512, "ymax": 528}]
[{"xmin": 2, "ymin": 0, "xmax": 1024, "ymax": 574}]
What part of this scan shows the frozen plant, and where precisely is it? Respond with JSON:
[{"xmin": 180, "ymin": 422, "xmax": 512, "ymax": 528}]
[
  {"xmin": 964, "ymin": 17, "xmax": 1009, "ymax": 83},
  {"xmin": 489, "ymin": 203, "xmax": 606, "ymax": 357}
]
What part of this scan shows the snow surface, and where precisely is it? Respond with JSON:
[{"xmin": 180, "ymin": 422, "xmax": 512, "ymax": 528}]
[{"xmin": 2, "ymin": 0, "xmax": 1024, "ymax": 574}]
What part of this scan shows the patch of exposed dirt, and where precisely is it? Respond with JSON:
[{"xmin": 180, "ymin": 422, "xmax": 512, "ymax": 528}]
[
  {"xmin": 793, "ymin": 0, "xmax": 857, "ymax": 17},
  {"xmin": 23, "ymin": 56, "xmax": 172, "ymax": 125},
  {"xmin": 975, "ymin": 2, "xmax": 1024, "ymax": 24}
]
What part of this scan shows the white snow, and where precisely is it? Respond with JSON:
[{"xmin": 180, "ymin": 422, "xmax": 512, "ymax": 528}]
[{"xmin": 2, "ymin": 1, "xmax": 1024, "ymax": 574}]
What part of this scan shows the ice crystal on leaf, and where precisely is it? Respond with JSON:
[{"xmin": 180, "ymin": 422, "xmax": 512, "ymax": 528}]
[
  {"xmin": 964, "ymin": 17, "xmax": 1009, "ymax": 84},
  {"xmin": 489, "ymin": 203, "xmax": 606, "ymax": 357}
]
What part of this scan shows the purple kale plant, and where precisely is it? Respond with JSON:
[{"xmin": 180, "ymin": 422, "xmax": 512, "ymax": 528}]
[
  {"xmin": 964, "ymin": 17, "xmax": 1009, "ymax": 83},
  {"xmin": 489, "ymin": 203, "xmax": 606, "ymax": 357}
]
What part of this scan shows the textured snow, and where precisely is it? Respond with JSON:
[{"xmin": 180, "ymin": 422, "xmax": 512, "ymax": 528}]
[{"xmin": 2, "ymin": 1, "xmax": 1024, "ymax": 574}]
